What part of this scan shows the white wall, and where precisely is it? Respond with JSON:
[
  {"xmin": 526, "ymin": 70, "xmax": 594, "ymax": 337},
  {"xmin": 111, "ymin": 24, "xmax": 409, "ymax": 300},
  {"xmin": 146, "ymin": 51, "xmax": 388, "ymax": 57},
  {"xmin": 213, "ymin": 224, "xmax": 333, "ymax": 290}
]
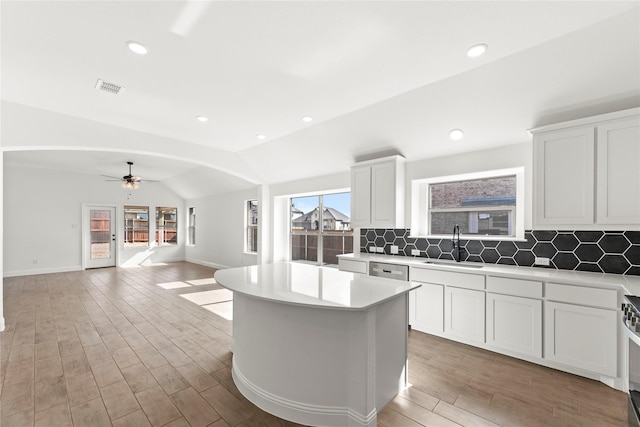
[
  {"xmin": 3, "ymin": 164, "xmax": 186, "ymax": 276},
  {"xmin": 185, "ymin": 187, "xmax": 259, "ymax": 269}
]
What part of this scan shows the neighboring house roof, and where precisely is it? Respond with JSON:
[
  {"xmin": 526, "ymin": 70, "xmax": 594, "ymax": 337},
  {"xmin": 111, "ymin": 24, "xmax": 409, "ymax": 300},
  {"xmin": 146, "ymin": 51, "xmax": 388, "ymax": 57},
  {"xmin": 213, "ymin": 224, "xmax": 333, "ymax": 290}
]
[
  {"xmin": 325, "ymin": 207, "xmax": 350, "ymax": 223},
  {"xmin": 292, "ymin": 207, "xmax": 350, "ymax": 224},
  {"xmin": 291, "ymin": 207, "xmax": 304, "ymax": 215}
]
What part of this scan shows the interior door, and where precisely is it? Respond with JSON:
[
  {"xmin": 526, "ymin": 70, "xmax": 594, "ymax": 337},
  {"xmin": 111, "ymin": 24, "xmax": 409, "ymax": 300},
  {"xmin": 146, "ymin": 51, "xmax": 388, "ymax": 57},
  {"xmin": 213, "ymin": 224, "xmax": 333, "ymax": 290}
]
[{"xmin": 83, "ymin": 205, "xmax": 116, "ymax": 269}]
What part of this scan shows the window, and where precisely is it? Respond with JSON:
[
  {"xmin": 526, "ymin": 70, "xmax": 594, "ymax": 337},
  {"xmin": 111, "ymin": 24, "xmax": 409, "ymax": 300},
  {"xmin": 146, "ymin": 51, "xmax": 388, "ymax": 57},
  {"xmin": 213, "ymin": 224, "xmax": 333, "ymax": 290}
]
[
  {"xmin": 290, "ymin": 192, "xmax": 352, "ymax": 266},
  {"xmin": 246, "ymin": 200, "xmax": 258, "ymax": 253},
  {"xmin": 411, "ymin": 168, "xmax": 524, "ymax": 239},
  {"xmin": 187, "ymin": 207, "xmax": 196, "ymax": 246},
  {"xmin": 156, "ymin": 207, "xmax": 177, "ymax": 245},
  {"xmin": 124, "ymin": 206, "xmax": 149, "ymax": 247}
]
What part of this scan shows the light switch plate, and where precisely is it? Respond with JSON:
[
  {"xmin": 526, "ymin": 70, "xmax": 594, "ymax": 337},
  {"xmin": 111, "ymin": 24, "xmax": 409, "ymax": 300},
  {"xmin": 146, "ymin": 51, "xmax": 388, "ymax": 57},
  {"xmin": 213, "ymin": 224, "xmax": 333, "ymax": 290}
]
[
  {"xmin": 369, "ymin": 246, "xmax": 376, "ymax": 252},
  {"xmin": 390, "ymin": 245, "xmax": 399, "ymax": 255},
  {"xmin": 376, "ymin": 247, "xmax": 384, "ymax": 253},
  {"xmin": 411, "ymin": 249, "xmax": 420, "ymax": 256}
]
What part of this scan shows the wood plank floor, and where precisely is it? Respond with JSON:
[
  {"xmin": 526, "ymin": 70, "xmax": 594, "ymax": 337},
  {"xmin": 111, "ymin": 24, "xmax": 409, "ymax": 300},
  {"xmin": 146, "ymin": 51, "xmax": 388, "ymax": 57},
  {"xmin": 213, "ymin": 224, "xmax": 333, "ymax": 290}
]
[{"xmin": 0, "ymin": 262, "xmax": 631, "ymax": 426}]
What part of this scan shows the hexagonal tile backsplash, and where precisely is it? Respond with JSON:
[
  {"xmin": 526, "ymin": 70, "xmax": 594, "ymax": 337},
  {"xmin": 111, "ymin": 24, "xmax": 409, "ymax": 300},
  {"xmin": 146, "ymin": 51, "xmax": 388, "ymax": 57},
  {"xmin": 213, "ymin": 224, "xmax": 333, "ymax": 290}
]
[{"xmin": 360, "ymin": 229, "xmax": 640, "ymax": 276}]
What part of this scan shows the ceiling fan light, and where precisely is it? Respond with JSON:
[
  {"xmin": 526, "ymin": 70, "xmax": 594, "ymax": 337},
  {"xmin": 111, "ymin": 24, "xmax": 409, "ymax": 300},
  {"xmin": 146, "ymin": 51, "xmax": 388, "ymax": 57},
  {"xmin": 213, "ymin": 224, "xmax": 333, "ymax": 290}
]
[
  {"xmin": 132, "ymin": 182, "xmax": 139, "ymax": 189},
  {"xmin": 122, "ymin": 182, "xmax": 128, "ymax": 189}
]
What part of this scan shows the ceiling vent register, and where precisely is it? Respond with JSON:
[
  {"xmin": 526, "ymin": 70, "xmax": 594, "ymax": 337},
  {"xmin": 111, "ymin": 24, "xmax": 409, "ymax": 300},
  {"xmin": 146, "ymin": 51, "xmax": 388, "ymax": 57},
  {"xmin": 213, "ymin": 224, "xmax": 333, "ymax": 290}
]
[{"xmin": 95, "ymin": 79, "xmax": 125, "ymax": 95}]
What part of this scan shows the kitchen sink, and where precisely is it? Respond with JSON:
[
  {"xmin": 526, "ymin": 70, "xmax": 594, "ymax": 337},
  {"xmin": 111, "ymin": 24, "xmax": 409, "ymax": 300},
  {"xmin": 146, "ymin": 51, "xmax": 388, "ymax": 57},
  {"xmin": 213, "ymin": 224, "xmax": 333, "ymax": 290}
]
[{"xmin": 423, "ymin": 260, "xmax": 484, "ymax": 269}]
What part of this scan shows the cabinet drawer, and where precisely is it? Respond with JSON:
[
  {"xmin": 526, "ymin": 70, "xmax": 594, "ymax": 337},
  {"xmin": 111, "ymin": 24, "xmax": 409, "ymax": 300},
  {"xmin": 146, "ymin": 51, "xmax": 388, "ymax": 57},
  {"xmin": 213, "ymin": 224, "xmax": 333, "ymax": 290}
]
[
  {"xmin": 411, "ymin": 267, "xmax": 484, "ymax": 290},
  {"xmin": 486, "ymin": 276, "xmax": 543, "ymax": 299},
  {"xmin": 338, "ymin": 258, "xmax": 367, "ymax": 274},
  {"xmin": 546, "ymin": 282, "xmax": 617, "ymax": 309}
]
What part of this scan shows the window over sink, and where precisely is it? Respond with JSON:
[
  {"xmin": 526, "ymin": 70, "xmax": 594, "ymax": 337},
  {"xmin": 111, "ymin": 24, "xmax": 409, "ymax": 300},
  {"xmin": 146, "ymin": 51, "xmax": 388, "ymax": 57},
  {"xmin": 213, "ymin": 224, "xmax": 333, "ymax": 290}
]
[{"xmin": 411, "ymin": 167, "xmax": 525, "ymax": 239}]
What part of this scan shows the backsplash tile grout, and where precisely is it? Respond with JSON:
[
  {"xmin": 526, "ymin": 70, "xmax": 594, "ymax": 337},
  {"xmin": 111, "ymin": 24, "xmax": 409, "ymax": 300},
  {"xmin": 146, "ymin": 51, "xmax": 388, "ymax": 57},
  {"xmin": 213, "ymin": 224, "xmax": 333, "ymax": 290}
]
[{"xmin": 360, "ymin": 229, "xmax": 640, "ymax": 276}]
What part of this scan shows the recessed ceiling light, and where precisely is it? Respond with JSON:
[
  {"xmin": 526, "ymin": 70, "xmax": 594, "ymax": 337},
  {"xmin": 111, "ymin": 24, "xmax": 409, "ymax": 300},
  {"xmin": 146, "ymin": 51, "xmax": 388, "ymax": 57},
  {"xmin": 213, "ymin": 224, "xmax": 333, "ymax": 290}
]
[
  {"xmin": 302, "ymin": 116, "xmax": 313, "ymax": 122},
  {"xmin": 467, "ymin": 43, "xmax": 487, "ymax": 58},
  {"xmin": 126, "ymin": 41, "xmax": 148, "ymax": 55},
  {"xmin": 256, "ymin": 134, "xmax": 266, "ymax": 140},
  {"xmin": 449, "ymin": 129, "xmax": 464, "ymax": 140},
  {"xmin": 196, "ymin": 115, "xmax": 208, "ymax": 122}
]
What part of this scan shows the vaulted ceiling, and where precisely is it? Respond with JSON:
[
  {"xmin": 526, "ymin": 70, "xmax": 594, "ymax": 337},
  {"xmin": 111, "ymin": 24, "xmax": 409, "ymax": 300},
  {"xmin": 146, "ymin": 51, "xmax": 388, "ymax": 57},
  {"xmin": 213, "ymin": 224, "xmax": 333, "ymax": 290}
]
[{"xmin": 2, "ymin": 1, "xmax": 639, "ymax": 198}]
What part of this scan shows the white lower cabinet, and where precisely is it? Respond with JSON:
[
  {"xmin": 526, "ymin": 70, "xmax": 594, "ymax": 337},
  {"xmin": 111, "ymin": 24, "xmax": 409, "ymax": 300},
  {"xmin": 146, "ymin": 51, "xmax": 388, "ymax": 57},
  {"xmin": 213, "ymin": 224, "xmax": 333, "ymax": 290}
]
[
  {"xmin": 444, "ymin": 286, "xmax": 485, "ymax": 344},
  {"xmin": 486, "ymin": 293, "xmax": 542, "ymax": 358},
  {"xmin": 544, "ymin": 301, "xmax": 617, "ymax": 377},
  {"xmin": 409, "ymin": 281, "xmax": 444, "ymax": 334}
]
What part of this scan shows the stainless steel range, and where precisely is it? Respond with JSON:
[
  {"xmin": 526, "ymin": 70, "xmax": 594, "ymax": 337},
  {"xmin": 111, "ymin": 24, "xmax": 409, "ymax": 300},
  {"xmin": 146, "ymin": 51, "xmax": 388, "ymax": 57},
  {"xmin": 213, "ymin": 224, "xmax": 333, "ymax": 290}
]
[{"xmin": 622, "ymin": 296, "xmax": 640, "ymax": 426}]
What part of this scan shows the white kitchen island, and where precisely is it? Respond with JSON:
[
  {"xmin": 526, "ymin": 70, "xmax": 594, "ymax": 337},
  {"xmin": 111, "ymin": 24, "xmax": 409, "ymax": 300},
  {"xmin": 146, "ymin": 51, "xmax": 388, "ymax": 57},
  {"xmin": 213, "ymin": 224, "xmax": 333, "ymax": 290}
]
[{"xmin": 214, "ymin": 262, "xmax": 420, "ymax": 427}]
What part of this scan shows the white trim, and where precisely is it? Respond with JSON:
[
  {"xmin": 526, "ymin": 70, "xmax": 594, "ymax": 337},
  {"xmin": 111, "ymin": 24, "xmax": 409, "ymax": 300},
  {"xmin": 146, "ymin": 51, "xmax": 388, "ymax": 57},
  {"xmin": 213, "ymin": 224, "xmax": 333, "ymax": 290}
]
[
  {"xmin": 185, "ymin": 258, "xmax": 231, "ymax": 270},
  {"xmin": 4, "ymin": 265, "xmax": 83, "ymax": 278},
  {"xmin": 528, "ymin": 107, "xmax": 640, "ymax": 135},
  {"xmin": 232, "ymin": 362, "xmax": 377, "ymax": 427}
]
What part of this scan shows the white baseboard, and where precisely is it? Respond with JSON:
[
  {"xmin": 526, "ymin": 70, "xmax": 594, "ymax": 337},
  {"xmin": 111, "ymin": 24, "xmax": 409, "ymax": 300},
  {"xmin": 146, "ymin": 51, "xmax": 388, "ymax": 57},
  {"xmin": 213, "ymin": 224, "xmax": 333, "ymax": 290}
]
[
  {"xmin": 232, "ymin": 362, "xmax": 376, "ymax": 427},
  {"xmin": 0, "ymin": 317, "xmax": 5, "ymax": 332},
  {"xmin": 186, "ymin": 258, "xmax": 231, "ymax": 270},
  {"xmin": 3, "ymin": 265, "xmax": 83, "ymax": 278}
]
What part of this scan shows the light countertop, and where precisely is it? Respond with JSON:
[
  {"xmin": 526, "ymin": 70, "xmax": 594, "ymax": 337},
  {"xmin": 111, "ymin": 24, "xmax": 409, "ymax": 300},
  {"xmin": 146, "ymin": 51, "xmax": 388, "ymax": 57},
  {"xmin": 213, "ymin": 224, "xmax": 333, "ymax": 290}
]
[
  {"xmin": 214, "ymin": 262, "xmax": 420, "ymax": 311},
  {"xmin": 338, "ymin": 252, "xmax": 640, "ymax": 295}
]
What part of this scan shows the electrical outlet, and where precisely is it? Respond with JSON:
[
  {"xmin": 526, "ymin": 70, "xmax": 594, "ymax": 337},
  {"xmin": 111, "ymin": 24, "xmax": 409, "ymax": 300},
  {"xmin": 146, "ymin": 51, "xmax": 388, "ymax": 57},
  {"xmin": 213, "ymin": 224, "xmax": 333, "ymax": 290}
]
[
  {"xmin": 534, "ymin": 257, "xmax": 550, "ymax": 266},
  {"xmin": 390, "ymin": 245, "xmax": 399, "ymax": 255},
  {"xmin": 411, "ymin": 249, "xmax": 420, "ymax": 256},
  {"xmin": 375, "ymin": 247, "xmax": 384, "ymax": 253},
  {"xmin": 369, "ymin": 246, "xmax": 376, "ymax": 253},
  {"xmin": 33, "ymin": 259, "xmax": 39, "ymax": 265}
]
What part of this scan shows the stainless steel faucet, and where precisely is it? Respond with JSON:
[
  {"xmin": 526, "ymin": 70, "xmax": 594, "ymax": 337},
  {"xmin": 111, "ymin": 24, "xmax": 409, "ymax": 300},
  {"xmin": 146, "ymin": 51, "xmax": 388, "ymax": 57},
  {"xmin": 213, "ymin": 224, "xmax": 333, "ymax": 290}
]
[{"xmin": 452, "ymin": 224, "xmax": 461, "ymax": 262}]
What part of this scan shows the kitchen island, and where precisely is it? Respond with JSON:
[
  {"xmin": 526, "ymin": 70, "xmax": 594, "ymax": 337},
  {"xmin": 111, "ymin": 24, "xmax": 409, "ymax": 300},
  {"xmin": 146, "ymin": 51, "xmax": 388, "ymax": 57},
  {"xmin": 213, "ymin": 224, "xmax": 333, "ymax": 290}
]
[{"xmin": 214, "ymin": 262, "xmax": 420, "ymax": 427}]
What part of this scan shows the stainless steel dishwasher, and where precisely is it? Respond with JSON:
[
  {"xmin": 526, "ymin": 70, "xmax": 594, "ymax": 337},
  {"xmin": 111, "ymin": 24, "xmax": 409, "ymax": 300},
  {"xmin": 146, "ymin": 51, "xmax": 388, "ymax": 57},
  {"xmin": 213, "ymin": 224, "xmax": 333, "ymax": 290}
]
[{"xmin": 368, "ymin": 261, "xmax": 409, "ymax": 281}]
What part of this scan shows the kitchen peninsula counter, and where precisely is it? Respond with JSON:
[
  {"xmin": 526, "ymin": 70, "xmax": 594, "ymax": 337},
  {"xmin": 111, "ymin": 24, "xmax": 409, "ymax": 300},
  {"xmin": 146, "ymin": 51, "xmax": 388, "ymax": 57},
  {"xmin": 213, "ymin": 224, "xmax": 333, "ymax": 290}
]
[{"xmin": 214, "ymin": 262, "xmax": 419, "ymax": 427}]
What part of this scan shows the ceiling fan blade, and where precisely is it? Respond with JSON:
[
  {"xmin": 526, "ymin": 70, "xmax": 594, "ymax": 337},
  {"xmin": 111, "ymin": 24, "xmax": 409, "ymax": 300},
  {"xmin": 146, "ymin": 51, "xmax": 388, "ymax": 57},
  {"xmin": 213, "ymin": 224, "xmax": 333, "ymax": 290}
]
[{"xmin": 101, "ymin": 174, "xmax": 123, "ymax": 180}]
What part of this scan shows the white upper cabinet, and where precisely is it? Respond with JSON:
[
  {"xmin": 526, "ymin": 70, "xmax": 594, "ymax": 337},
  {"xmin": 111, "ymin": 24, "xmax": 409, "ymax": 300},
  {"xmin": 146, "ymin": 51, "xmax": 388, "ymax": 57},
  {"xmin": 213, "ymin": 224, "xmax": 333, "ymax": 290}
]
[
  {"xmin": 532, "ymin": 108, "xmax": 640, "ymax": 229},
  {"xmin": 351, "ymin": 156, "xmax": 405, "ymax": 228},
  {"xmin": 596, "ymin": 118, "xmax": 640, "ymax": 224},
  {"xmin": 534, "ymin": 127, "xmax": 595, "ymax": 225}
]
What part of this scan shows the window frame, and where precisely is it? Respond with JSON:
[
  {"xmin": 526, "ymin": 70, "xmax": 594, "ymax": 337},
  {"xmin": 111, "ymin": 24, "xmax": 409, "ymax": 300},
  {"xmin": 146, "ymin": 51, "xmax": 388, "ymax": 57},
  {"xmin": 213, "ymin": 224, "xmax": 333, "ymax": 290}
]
[
  {"xmin": 155, "ymin": 207, "xmax": 178, "ymax": 246},
  {"xmin": 289, "ymin": 191, "xmax": 353, "ymax": 266},
  {"xmin": 123, "ymin": 205, "xmax": 150, "ymax": 247},
  {"xmin": 187, "ymin": 207, "xmax": 196, "ymax": 246},
  {"xmin": 245, "ymin": 200, "xmax": 258, "ymax": 254},
  {"xmin": 410, "ymin": 167, "xmax": 525, "ymax": 240}
]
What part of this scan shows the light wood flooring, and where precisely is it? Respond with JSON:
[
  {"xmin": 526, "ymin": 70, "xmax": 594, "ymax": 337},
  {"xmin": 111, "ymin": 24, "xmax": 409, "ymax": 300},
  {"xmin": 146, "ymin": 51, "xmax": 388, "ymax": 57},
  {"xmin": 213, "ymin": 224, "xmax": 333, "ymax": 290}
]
[{"xmin": 0, "ymin": 262, "xmax": 631, "ymax": 427}]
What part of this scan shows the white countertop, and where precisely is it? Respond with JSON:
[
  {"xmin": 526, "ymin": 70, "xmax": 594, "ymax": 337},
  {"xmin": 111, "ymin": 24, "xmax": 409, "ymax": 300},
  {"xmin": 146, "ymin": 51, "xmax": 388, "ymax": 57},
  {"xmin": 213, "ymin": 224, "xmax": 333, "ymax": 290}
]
[
  {"xmin": 214, "ymin": 262, "xmax": 420, "ymax": 311},
  {"xmin": 338, "ymin": 252, "xmax": 640, "ymax": 295}
]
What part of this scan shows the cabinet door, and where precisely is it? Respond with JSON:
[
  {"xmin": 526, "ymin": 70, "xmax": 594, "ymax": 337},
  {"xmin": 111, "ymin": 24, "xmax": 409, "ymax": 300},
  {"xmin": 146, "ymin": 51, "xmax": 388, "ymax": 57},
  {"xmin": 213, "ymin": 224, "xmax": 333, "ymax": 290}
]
[
  {"xmin": 486, "ymin": 293, "xmax": 542, "ymax": 358},
  {"xmin": 597, "ymin": 118, "xmax": 640, "ymax": 224},
  {"xmin": 534, "ymin": 127, "xmax": 595, "ymax": 225},
  {"xmin": 370, "ymin": 162, "xmax": 396, "ymax": 227},
  {"xmin": 410, "ymin": 282, "xmax": 444, "ymax": 334},
  {"xmin": 544, "ymin": 301, "xmax": 617, "ymax": 377},
  {"xmin": 445, "ymin": 287, "xmax": 485, "ymax": 344},
  {"xmin": 350, "ymin": 165, "xmax": 372, "ymax": 227}
]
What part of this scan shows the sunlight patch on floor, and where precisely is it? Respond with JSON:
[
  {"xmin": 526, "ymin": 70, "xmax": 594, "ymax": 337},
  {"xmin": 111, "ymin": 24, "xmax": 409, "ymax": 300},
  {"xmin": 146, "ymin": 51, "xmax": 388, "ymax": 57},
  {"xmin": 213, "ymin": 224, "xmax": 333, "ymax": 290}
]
[
  {"xmin": 203, "ymin": 301, "xmax": 233, "ymax": 320},
  {"xmin": 157, "ymin": 281, "xmax": 191, "ymax": 289},
  {"xmin": 179, "ymin": 289, "xmax": 233, "ymax": 305},
  {"xmin": 187, "ymin": 277, "xmax": 217, "ymax": 286}
]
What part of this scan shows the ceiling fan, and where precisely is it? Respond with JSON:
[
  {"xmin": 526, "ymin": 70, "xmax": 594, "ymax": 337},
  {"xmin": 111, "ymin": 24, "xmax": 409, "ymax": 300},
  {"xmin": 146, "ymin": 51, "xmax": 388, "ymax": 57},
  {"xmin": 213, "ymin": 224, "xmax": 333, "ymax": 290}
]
[{"xmin": 102, "ymin": 161, "xmax": 158, "ymax": 189}]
